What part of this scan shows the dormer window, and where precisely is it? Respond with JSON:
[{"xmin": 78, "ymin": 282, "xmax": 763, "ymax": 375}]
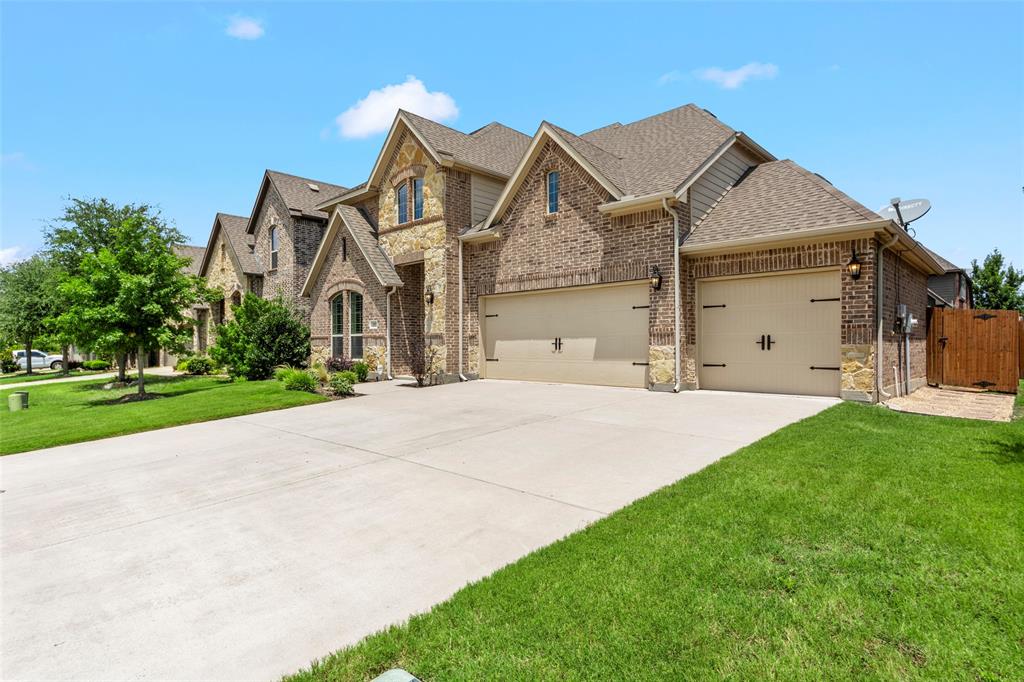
[
  {"xmin": 269, "ymin": 226, "xmax": 279, "ymax": 269},
  {"xmin": 413, "ymin": 178, "xmax": 424, "ymax": 220},
  {"xmin": 547, "ymin": 171, "xmax": 559, "ymax": 214},
  {"xmin": 396, "ymin": 184, "xmax": 409, "ymax": 225}
]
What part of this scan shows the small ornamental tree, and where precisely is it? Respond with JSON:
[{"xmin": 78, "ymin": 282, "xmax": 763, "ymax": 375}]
[
  {"xmin": 970, "ymin": 249, "xmax": 1024, "ymax": 312},
  {"xmin": 0, "ymin": 255, "xmax": 60, "ymax": 375},
  {"xmin": 58, "ymin": 215, "xmax": 202, "ymax": 397},
  {"xmin": 210, "ymin": 295, "xmax": 310, "ymax": 380}
]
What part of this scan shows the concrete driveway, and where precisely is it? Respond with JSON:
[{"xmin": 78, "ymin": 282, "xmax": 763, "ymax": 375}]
[{"xmin": 1, "ymin": 380, "xmax": 835, "ymax": 681}]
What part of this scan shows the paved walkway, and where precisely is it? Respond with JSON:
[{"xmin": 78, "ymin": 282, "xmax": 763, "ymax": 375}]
[
  {"xmin": 2, "ymin": 380, "xmax": 836, "ymax": 680},
  {"xmin": 886, "ymin": 386, "xmax": 1015, "ymax": 422},
  {"xmin": 1, "ymin": 366, "xmax": 177, "ymax": 390}
]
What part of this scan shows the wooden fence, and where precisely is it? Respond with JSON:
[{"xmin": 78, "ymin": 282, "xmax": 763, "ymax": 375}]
[{"xmin": 927, "ymin": 308, "xmax": 1021, "ymax": 393}]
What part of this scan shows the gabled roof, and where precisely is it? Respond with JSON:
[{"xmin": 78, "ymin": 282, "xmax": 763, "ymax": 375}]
[
  {"xmin": 173, "ymin": 245, "xmax": 206, "ymax": 276},
  {"xmin": 198, "ymin": 213, "xmax": 261, "ymax": 277},
  {"xmin": 245, "ymin": 170, "xmax": 348, "ymax": 233},
  {"xmin": 362, "ymin": 110, "xmax": 530, "ymax": 194},
  {"xmin": 475, "ymin": 104, "xmax": 774, "ymax": 234},
  {"xmin": 685, "ymin": 160, "xmax": 882, "ymax": 247},
  {"xmin": 301, "ymin": 205, "xmax": 403, "ymax": 296}
]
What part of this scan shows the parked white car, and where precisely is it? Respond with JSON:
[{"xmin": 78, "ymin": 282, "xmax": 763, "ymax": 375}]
[{"xmin": 12, "ymin": 349, "xmax": 63, "ymax": 370}]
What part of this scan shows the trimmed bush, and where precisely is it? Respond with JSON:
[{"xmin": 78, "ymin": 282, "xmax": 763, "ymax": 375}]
[
  {"xmin": 329, "ymin": 373, "xmax": 354, "ymax": 396},
  {"xmin": 210, "ymin": 295, "xmax": 311, "ymax": 380},
  {"xmin": 1, "ymin": 357, "xmax": 19, "ymax": 374},
  {"xmin": 352, "ymin": 361, "xmax": 370, "ymax": 383},
  {"xmin": 181, "ymin": 355, "xmax": 215, "ymax": 375},
  {"xmin": 82, "ymin": 359, "xmax": 111, "ymax": 371},
  {"xmin": 282, "ymin": 370, "xmax": 317, "ymax": 393}
]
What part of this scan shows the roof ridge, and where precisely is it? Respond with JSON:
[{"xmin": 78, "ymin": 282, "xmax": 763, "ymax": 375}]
[
  {"xmin": 266, "ymin": 169, "xmax": 347, "ymax": 189},
  {"xmin": 780, "ymin": 160, "xmax": 880, "ymax": 222},
  {"xmin": 546, "ymin": 121, "xmax": 623, "ymax": 160},
  {"xmin": 399, "ymin": 109, "xmax": 471, "ymax": 138}
]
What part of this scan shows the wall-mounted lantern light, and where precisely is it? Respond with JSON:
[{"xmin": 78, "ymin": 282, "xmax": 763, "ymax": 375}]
[
  {"xmin": 649, "ymin": 265, "xmax": 663, "ymax": 291},
  {"xmin": 847, "ymin": 251, "xmax": 862, "ymax": 281},
  {"xmin": 425, "ymin": 290, "xmax": 434, "ymax": 305}
]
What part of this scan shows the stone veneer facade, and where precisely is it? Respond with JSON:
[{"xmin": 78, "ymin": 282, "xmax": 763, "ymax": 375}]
[{"xmin": 197, "ymin": 228, "xmax": 253, "ymax": 350}]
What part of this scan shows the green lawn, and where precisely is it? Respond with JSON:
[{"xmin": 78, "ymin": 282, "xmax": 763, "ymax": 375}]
[
  {"xmin": 0, "ymin": 375, "xmax": 328, "ymax": 454},
  {"xmin": 291, "ymin": 398, "xmax": 1024, "ymax": 681},
  {"xmin": 0, "ymin": 369, "xmax": 109, "ymax": 385}
]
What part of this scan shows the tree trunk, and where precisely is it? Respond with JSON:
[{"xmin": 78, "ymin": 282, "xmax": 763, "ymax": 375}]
[
  {"xmin": 24, "ymin": 339, "xmax": 33, "ymax": 375},
  {"xmin": 61, "ymin": 345, "xmax": 70, "ymax": 375},
  {"xmin": 137, "ymin": 344, "xmax": 145, "ymax": 396},
  {"xmin": 117, "ymin": 352, "xmax": 127, "ymax": 382}
]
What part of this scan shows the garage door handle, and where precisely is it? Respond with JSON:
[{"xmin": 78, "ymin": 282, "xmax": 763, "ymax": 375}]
[
  {"xmin": 755, "ymin": 335, "xmax": 765, "ymax": 350},
  {"xmin": 766, "ymin": 334, "xmax": 775, "ymax": 350},
  {"xmin": 809, "ymin": 366, "xmax": 839, "ymax": 371}
]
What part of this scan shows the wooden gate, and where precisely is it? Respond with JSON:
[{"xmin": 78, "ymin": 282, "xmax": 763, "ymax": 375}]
[{"xmin": 927, "ymin": 308, "xmax": 1021, "ymax": 393}]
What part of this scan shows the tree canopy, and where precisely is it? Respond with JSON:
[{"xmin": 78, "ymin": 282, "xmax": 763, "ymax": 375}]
[
  {"xmin": 970, "ymin": 249, "xmax": 1024, "ymax": 312},
  {"xmin": 0, "ymin": 255, "xmax": 61, "ymax": 374}
]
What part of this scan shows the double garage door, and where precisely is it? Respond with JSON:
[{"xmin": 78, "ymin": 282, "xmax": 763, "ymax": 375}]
[
  {"xmin": 481, "ymin": 283, "xmax": 649, "ymax": 388},
  {"xmin": 698, "ymin": 270, "xmax": 841, "ymax": 397}
]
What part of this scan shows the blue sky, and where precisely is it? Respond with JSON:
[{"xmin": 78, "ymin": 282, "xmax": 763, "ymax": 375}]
[{"xmin": 2, "ymin": 2, "xmax": 1022, "ymax": 269}]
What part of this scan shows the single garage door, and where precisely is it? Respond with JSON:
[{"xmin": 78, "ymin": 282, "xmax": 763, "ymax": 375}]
[
  {"xmin": 698, "ymin": 270, "xmax": 841, "ymax": 397},
  {"xmin": 481, "ymin": 283, "xmax": 649, "ymax": 388}
]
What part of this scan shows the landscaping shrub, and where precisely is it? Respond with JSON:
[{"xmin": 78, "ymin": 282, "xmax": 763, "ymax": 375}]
[
  {"xmin": 181, "ymin": 355, "xmax": 215, "ymax": 375},
  {"xmin": 210, "ymin": 295, "xmax": 310, "ymax": 380},
  {"xmin": 336, "ymin": 370, "xmax": 358, "ymax": 385},
  {"xmin": 66, "ymin": 360, "xmax": 83, "ymax": 371},
  {"xmin": 1, "ymin": 357, "xmax": 19, "ymax": 374},
  {"xmin": 329, "ymin": 373, "xmax": 354, "ymax": 396},
  {"xmin": 351, "ymin": 361, "xmax": 370, "ymax": 383},
  {"xmin": 282, "ymin": 370, "xmax": 317, "ymax": 393},
  {"xmin": 310, "ymin": 362, "xmax": 330, "ymax": 386},
  {"xmin": 326, "ymin": 356, "xmax": 353, "ymax": 372},
  {"xmin": 82, "ymin": 359, "xmax": 111, "ymax": 371}
]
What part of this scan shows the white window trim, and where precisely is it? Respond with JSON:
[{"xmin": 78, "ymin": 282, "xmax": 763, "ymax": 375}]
[
  {"xmin": 269, "ymin": 226, "xmax": 279, "ymax": 270},
  {"xmin": 546, "ymin": 171, "xmax": 559, "ymax": 214}
]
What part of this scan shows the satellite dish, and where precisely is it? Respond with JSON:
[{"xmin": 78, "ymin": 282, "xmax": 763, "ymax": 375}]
[{"xmin": 878, "ymin": 198, "xmax": 931, "ymax": 227}]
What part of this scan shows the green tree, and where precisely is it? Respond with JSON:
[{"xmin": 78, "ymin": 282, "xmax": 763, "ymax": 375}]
[
  {"xmin": 45, "ymin": 197, "xmax": 168, "ymax": 380},
  {"xmin": 58, "ymin": 215, "xmax": 202, "ymax": 396},
  {"xmin": 0, "ymin": 255, "xmax": 60, "ymax": 375},
  {"xmin": 210, "ymin": 295, "xmax": 311, "ymax": 380},
  {"xmin": 970, "ymin": 249, "xmax": 1024, "ymax": 312}
]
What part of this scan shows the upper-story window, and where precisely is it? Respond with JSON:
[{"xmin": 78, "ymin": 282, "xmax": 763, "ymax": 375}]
[
  {"xmin": 269, "ymin": 226, "xmax": 279, "ymax": 269},
  {"xmin": 342, "ymin": 237, "xmax": 348, "ymax": 262},
  {"xmin": 413, "ymin": 178, "xmax": 424, "ymax": 220},
  {"xmin": 396, "ymin": 184, "xmax": 409, "ymax": 225},
  {"xmin": 547, "ymin": 171, "xmax": 559, "ymax": 214}
]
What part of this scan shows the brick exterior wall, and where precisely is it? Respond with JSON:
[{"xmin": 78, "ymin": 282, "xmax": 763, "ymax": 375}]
[
  {"xmin": 880, "ymin": 247, "xmax": 928, "ymax": 396},
  {"xmin": 250, "ymin": 179, "xmax": 326, "ymax": 323},
  {"xmin": 462, "ymin": 140, "xmax": 678, "ymax": 384}
]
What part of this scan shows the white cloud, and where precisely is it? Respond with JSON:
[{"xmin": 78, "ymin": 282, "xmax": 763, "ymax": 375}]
[
  {"xmin": 226, "ymin": 15, "xmax": 264, "ymax": 40},
  {"xmin": 2, "ymin": 152, "xmax": 37, "ymax": 171},
  {"xmin": 335, "ymin": 76, "xmax": 458, "ymax": 139},
  {"xmin": 0, "ymin": 246, "xmax": 23, "ymax": 266},
  {"xmin": 695, "ymin": 62, "xmax": 779, "ymax": 89},
  {"xmin": 657, "ymin": 70, "xmax": 684, "ymax": 86}
]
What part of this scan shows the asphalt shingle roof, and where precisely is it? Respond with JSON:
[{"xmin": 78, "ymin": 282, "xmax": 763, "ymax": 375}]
[
  {"xmin": 173, "ymin": 245, "xmax": 206, "ymax": 276},
  {"xmin": 401, "ymin": 111, "xmax": 531, "ymax": 178},
  {"xmin": 336, "ymin": 205, "xmax": 403, "ymax": 287},
  {"xmin": 921, "ymin": 245, "xmax": 961, "ymax": 273},
  {"xmin": 685, "ymin": 159, "xmax": 882, "ymax": 246},
  {"xmin": 217, "ymin": 213, "xmax": 261, "ymax": 274},
  {"xmin": 266, "ymin": 171, "xmax": 348, "ymax": 221}
]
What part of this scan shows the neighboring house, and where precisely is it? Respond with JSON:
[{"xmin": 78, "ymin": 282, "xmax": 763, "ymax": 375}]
[
  {"xmin": 244, "ymin": 170, "xmax": 347, "ymax": 324},
  {"xmin": 298, "ymin": 104, "xmax": 945, "ymax": 401},
  {"xmin": 156, "ymin": 244, "xmax": 207, "ymax": 367},
  {"xmin": 194, "ymin": 213, "xmax": 262, "ymax": 352},
  {"xmin": 923, "ymin": 247, "xmax": 973, "ymax": 309}
]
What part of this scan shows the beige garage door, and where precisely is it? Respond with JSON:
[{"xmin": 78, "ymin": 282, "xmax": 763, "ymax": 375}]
[
  {"xmin": 698, "ymin": 270, "xmax": 841, "ymax": 397},
  {"xmin": 482, "ymin": 283, "xmax": 649, "ymax": 388}
]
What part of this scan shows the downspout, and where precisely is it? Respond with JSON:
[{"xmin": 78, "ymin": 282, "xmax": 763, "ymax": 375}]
[
  {"xmin": 875, "ymin": 230, "xmax": 900, "ymax": 400},
  {"xmin": 663, "ymin": 198, "xmax": 682, "ymax": 393},
  {"xmin": 457, "ymin": 238, "xmax": 468, "ymax": 381},
  {"xmin": 386, "ymin": 286, "xmax": 395, "ymax": 379}
]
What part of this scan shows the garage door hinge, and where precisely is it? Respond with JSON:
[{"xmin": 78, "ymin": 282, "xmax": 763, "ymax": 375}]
[
  {"xmin": 702, "ymin": 304, "xmax": 726, "ymax": 309},
  {"xmin": 632, "ymin": 305, "xmax": 650, "ymax": 309},
  {"xmin": 632, "ymin": 362, "xmax": 650, "ymax": 366},
  {"xmin": 485, "ymin": 358, "xmax": 499, "ymax": 362},
  {"xmin": 485, "ymin": 314, "xmax": 499, "ymax": 318},
  {"xmin": 702, "ymin": 363, "xmax": 726, "ymax": 368},
  {"xmin": 809, "ymin": 366, "xmax": 840, "ymax": 371},
  {"xmin": 810, "ymin": 297, "xmax": 840, "ymax": 303}
]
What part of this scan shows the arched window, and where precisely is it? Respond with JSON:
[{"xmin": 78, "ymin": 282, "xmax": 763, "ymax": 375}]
[
  {"xmin": 269, "ymin": 226, "xmax": 279, "ymax": 269},
  {"xmin": 331, "ymin": 294, "xmax": 344, "ymax": 358},
  {"xmin": 349, "ymin": 292, "xmax": 363, "ymax": 359}
]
